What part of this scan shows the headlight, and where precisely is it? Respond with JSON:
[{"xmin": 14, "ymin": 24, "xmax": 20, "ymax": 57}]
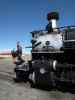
[{"xmin": 40, "ymin": 68, "xmax": 46, "ymax": 74}]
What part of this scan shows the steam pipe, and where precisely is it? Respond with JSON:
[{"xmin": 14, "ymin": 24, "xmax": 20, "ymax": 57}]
[{"xmin": 51, "ymin": 60, "xmax": 75, "ymax": 71}]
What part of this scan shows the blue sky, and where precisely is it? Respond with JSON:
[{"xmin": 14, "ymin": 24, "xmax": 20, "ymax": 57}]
[{"xmin": 0, "ymin": 0, "xmax": 75, "ymax": 53}]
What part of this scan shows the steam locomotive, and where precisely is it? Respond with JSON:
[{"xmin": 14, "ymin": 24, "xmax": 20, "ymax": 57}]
[{"xmin": 12, "ymin": 12, "xmax": 75, "ymax": 91}]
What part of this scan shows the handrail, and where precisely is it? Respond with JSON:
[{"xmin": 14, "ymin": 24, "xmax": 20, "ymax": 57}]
[{"xmin": 31, "ymin": 25, "xmax": 75, "ymax": 34}]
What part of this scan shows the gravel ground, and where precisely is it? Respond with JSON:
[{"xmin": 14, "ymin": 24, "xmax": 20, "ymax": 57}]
[{"xmin": 0, "ymin": 60, "xmax": 75, "ymax": 100}]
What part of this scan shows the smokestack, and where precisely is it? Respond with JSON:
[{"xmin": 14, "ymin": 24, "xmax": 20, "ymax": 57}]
[{"xmin": 47, "ymin": 12, "xmax": 59, "ymax": 32}]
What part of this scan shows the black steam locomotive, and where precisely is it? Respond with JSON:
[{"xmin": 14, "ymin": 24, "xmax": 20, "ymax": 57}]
[{"xmin": 12, "ymin": 12, "xmax": 75, "ymax": 92}]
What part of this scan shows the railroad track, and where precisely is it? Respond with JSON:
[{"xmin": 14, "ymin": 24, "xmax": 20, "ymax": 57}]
[{"xmin": 0, "ymin": 71, "xmax": 14, "ymax": 82}]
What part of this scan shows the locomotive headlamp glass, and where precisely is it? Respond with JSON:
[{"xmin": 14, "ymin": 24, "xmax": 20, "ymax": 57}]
[{"xmin": 40, "ymin": 68, "xmax": 46, "ymax": 74}]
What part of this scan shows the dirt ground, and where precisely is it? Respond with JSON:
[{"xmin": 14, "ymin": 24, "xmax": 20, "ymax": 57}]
[{"xmin": 0, "ymin": 59, "xmax": 75, "ymax": 100}]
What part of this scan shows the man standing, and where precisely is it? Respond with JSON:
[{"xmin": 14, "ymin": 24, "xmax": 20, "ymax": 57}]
[{"xmin": 16, "ymin": 41, "xmax": 22, "ymax": 59}]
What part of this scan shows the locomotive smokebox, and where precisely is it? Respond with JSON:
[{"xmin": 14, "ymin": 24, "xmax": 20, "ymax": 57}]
[{"xmin": 47, "ymin": 12, "xmax": 59, "ymax": 31}]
